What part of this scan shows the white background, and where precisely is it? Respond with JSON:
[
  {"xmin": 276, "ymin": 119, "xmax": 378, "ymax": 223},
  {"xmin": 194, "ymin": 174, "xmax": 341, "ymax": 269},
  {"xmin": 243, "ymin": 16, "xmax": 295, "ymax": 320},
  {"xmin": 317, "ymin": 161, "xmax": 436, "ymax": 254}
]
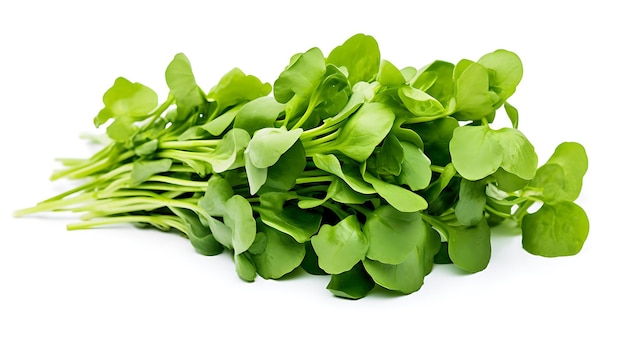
[{"xmin": 1, "ymin": 1, "xmax": 624, "ymax": 350}]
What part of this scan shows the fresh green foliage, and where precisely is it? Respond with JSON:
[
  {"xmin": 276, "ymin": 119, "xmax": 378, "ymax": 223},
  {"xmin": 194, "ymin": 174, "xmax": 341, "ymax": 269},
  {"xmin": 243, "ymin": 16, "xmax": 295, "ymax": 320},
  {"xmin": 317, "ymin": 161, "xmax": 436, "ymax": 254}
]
[
  {"xmin": 311, "ymin": 215, "xmax": 368, "ymax": 274},
  {"xmin": 15, "ymin": 34, "xmax": 589, "ymax": 299}
]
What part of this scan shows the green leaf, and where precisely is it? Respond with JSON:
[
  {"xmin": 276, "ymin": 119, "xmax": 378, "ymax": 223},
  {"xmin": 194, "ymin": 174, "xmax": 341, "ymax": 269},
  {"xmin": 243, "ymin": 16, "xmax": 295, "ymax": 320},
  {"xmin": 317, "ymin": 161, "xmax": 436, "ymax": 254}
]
[
  {"xmin": 424, "ymin": 162, "xmax": 457, "ymax": 204},
  {"xmin": 453, "ymin": 62, "xmax": 494, "ymax": 121},
  {"xmin": 247, "ymin": 231, "xmax": 267, "ymax": 255},
  {"xmin": 305, "ymin": 64, "xmax": 351, "ymax": 121},
  {"xmin": 478, "ymin": 49, "xmax": 523, "ymax": 108},
  {"xmin": 251, "ymin": 221, "xmax": 305, "ymax": 279},
  {"xmin": 201, "ymin": 103, "xmax": 243, "ymax": 136},
  {"xmin": 334, "ymin": 102, "xmax": 395, "ymax": 162},
  {"xmin": 363, "ymin": 247, "xmax": 425, "ymax": 294},
  {"xmin": 224, "ymin": 195, "xmax": 256, "ymax": 255},
  {"xmin": 326, "ymin": 262, "xmax": 375, "ymax": 299},
  {"xmin": 450, "ymin": 125, "xmax": 538, "ymax": 181},
  {"xmin": 257, "ymin": 192, "xmax": 322, "ymax": 243},
  {"xmin": 400, "ymin": 66, "xmax": 418, "ymax": 83},
  {"xmin": 169, "ymin": 207, "xmax": 223, "ymax": 256},
  {"xmin": 312, "ymin": 154, "xmax": 375, "ymax": 195},
  {"xmin": 375, "ymin": 134, "xmax": 404, "ymax": 177},
  {"xmin": 323, "ymin": 81, "xmax": 377, "ymax": 126},
  {"xmin": 198, "ymin": 175, "xmax": 234, "ymax": 217},
  {"xmin": 105, "ymin": 116, "xmax": 138, "ymax": 142},
  {"xmin": 311, "ymin": 215, "xmax": 368, "ymax": 274},
  {"xmin": 274, "ymin": 47, "xmax": 326, "ymax": 104},
  {"xmin": 233, "ymin": 96, "xmax": 285, "ymax": 135},
  {"xmin": 450, "ymin": 125, "xmax": 502, "ymax": 180},
  {"xmin": 203, "ymin": 215, "xmax": 233, "ymax": 250},
  {"xmin": 409, "ymin": 116, "xmax": 459, "ymax": 166},
  {"xmin": 495, "ymin": 127, "xmax": 538, "ymax": 180},
  {"xmin": 94, "ymin": 77, "xmax": 158, "ymax": 127},
  {"xmin": 165, "ymin": 53, "xmax": 207, "ymax": 120},
  {"xmin": 245, "ymin": 127, "xmax": 303, "ymax": 168},
  {"xmin": 392, "ymin": 125, "xmax": 424, "ymax": 150},
  {"xmin": 530, "ymin": 142, "xmax": 588, "ymax": 203},
  {"xmin": 364, "ymin": 205, "xmax": 426, "ymax": 264},
  {"xmin": 209, "ymin": 128, "xmax": 251, "ymax": 173},
  {"xmin": 398, "ymin": 141, "xmax": 432, "ymax": 191},
  {"xmin": 447, "ymin": 218, "xmax": 491, "ymax": 273},
  {"xmin": 504, "ymin": 102, "xmax": 519, "ymax": 128},
  {"xmin": 398, "ymin": 86, "xmax": 446, "ymax": 117},
  {"xmin": 455, "ymin": 179, "xmax": 487, "ymax": 226},
  {"xmin": 134, "ymin": 139, "xmax": 159, "ymax": 156},
  {"xmin": 207, "ymin": 68, "xmax": 272, "ymax": 114},
  {"xmin": 130, "ymin": 159, "xmax": 172, "ymax": 186},
  {"xmin": 327, "ymin": 33, "xmax": 380, "ymax": 85},
  {"xmin": 361, "ymin": 163, "xmax": 428, "ymax": 213},
  {"xmin": 298, "ymin": 177, "xmax": 370, "ymax": 209},
  {"xmin": 260, "ymin": 140, "xmax": 306, "ymax": 193},
  {"xmin": 234, "ymin": 253, "xmax": 256, "ymax": 282},
  {"xmin": 244, "ymin": 152, "xmax": 268, "ymax": 195},
  {"xmin": 177, "ymin": 125, "xmax": 210, "ymax": 141},
  {"xmin": 377, "ymin": 59, "xmax": 406, "ymax": 87},
  {"xmin": 419, "ymin": 225, "xmax": 442, "ymax": 275},
  {"xmin": 412, "ymin": 60, "xmax": 455, "ymax": 106},
  {"xmin": 522, "ymin": 202, "xmax": 589, "ymax": 257},
  {"xmin": 492, "ymin": 167, "xmax": 529, "ymax": 192}
]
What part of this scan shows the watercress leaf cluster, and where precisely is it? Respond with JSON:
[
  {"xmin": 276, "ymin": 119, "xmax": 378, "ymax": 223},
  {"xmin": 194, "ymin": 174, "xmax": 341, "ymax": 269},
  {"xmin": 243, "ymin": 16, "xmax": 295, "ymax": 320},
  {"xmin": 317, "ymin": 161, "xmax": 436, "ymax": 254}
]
[{"xmin": 16, "ymin": 33, "xmax": 589, "ymax": 299}]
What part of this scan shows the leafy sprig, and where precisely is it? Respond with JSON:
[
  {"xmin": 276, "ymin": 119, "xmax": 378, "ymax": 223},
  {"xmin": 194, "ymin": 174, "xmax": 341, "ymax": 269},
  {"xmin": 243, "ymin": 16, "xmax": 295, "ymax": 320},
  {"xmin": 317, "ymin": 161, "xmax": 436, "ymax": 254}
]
[{"xmin": 15, "ymin": 34, "xmax": 589, "ymax": 299}]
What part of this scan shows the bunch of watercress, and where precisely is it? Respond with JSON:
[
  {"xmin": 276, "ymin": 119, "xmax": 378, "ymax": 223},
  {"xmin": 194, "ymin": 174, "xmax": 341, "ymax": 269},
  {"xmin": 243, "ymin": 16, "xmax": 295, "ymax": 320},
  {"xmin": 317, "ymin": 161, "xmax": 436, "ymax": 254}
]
[{"xmin": 16, "ymin": 34, "xmax": 589, "ymax": 298}]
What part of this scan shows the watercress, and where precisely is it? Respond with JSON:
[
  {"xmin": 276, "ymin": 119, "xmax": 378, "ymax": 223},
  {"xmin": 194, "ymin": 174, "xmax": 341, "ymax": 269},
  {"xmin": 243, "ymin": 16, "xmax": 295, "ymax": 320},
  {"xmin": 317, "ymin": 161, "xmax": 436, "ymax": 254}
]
[{"xmin": 15, "ymin": 33, "xmax": 589, "ymax": 299}]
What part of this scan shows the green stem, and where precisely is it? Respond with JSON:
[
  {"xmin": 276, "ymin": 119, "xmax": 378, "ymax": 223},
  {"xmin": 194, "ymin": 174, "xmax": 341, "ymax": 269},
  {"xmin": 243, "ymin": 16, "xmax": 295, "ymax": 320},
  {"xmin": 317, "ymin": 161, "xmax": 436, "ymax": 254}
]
[
  {"xmin": 43, "ymin": 163, "xmax": 134, "ymax": 203},
  {"xmin": 404, "ymin": 114, "xmax": 449, "ymax": 124},
  {"xmin": 513, "ymin": 200, "xmax": 536, "ymax": 222},
  {"xmin": 430, "ymin": 165, "xmax": 447, "ymax": 173},
  {"xmin": 67, "ymin": 215, "xmax": 185, "ymax": 233},
  {"xmin": 159, "ymin": 140, "xmax": 219, "ymax": 149},
  {"xmin": 321, "ymin": 201, "xmax": 349, "ymax": 219},
  {"xmin": 301, "ymin": 121, "xmax": 342, "ymax": 141},
  {"xmin": 485, "ymin": 205, "xmax": 513, "ymax": 219},
  {"xmin": 291, "ymin": 101, "xmax": 316, "ymax": 130},
  {"xmin": 140, "ymin": 96, "xmax": 175, "ymax": 132},
  {"xmin": 148, "ymin": 175, "xmax": 208, "ymax": 188},
  {"xmin": 346, "ymin": 203, "xmax": 373, "ymax": 217},
  {"xmin": 301, "ymin": 129, "xmax": 340, "ymax": 150},
  {"xmin": 157, "ymin": 150, "xmax": 213, "ymax": 163},
  {"xmin": 422, "ymin": 213, "xmax": 450, "ymax": 240},
  {"xmin": 294, "ymin": 184, "xmax": 331, "ymax": 195},
  {"xmin": 52, "ymin": 150, "xmax": 135, "ymax": 181},
  {"xmin": 14, "ymin": 193, "xmax": 95, "ymax": 217},
  {"xmin": 295, "ymin": 176, "xmax": 335, "ymax": 185}
]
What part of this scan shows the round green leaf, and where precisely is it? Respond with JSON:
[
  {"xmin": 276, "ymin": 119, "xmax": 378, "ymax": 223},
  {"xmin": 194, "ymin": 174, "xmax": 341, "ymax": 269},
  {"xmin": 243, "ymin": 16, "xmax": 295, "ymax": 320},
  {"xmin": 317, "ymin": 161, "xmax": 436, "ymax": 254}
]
[
  {"xmin": 224, "ymin": 195, "xmax": 256, "ymax": 255},
  {"xmin": 447, "ymin": 218, "xmax": 491, "ymax": 273},
  {"xmin": 530, "ymin": 142, "xmax": 588, "ymax": 203},
  {"xmin": 494, "ymin": 127, "xmax": 538, "ymax": 180},
  {"xmin": 326, "ymin": 263, "xmax": 375, "ymax": 299},
  {"xmin": 365, "ymin": 206, "xmax": 425, "ymax": 264},
  {"xmin": 450, "ymin": 125, "xmax": 502, "ymax": 180},
  {"xmin": 246, "ymin": 127, "xmax": 303, "ymax": 168},
  {"xmin": 363, "ymin": 248, "xmax": 425, "ymax": 294},
  {"xmin": 334, "ymin": 102, "xmax": 395, "ymax": 162},
  {"xmin": 235, "ymin": 253, "xmax": 256, "ymax": 282},
  {"xmin": 327, "ymin": 33, "xmax": 380, "ymax": 85},
  {"xmin": 477, "ymin": 49, "xmax": 523, "ymax": 107},
  {"xmin": 311, "ymin": 215, "xmax": 368, "ymax": 274},
  {"xmin": 251, "ymin": 223, "xmax": 305, "ymax": 279},
  {"xmin": 522, "ymin": 202, "xmax": 589, "ymax": 257}
]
